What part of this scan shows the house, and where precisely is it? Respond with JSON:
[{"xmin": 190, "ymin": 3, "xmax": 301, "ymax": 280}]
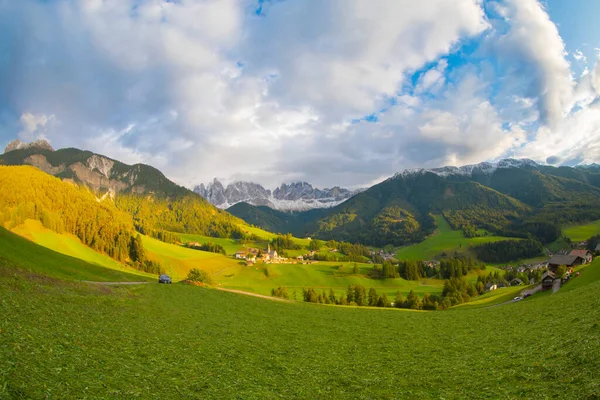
[
  {"xmin": 510, "ymin": 278, "xmax": 523, "ymax": 286},
  {"xmin": 569, "ymin": 249, "xmax": 593, "ymax": 264},
  {"xmin": 541, "ymin": 271, "xmax": 556, "ymax": 291},
  {"xmin": 235, "ymin": 251, "xmax": 248, "ymax": 259},
  {"xmin": 547, "ymin": 255, "xmax": 584, "ymax": 272},
  {"xmin": 485, "ymin": 282, "xmax": 497, "ymax": 292}
]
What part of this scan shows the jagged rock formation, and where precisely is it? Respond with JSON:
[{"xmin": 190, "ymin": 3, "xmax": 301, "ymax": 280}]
[
  {"xmin": 194, "ymin": 179, "xmax": 360, "ymax": 211},
  {"xmin": 4, "ymin": 139, "xmax": 54, "ymax": 154},
  {"xmin": 0, "ymin": 145, "xmax": 186, "ymax": 198}
]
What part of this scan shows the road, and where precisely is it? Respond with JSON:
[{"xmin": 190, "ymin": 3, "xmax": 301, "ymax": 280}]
[
  {"xmin": 488, "ymin": 284, "xmax": 542, "ymax": 308},
  {"xmin": 216, "ymin": 287, "xmax": 291, "ymax": 302},
  {"xmin": 81, "ymin": 281, "xmax": 152, "ymax": 285}
]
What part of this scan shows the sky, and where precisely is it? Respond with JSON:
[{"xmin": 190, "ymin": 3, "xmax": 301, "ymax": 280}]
[{"xmin": 1, "ymin": 0, "xmax": 599, "ymax": 190}]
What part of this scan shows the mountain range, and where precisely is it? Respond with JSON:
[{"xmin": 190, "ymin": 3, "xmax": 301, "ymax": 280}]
[
  {"xmin": 227, "ymin": 158, "xmax": 600, "ymax": 246},
  {"xmin": 194, "ymin": 179, "xmax": 361, "ymax": 211},
  {"xmin": 3, "ymin": 139, "xmax": 600, "ymax": 248}
]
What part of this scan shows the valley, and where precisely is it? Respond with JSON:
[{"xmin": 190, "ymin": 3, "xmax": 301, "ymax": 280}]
[
  {"xmin": 4, "ymin": 2, "xmax": 600, "ymax": 397},
  {"xmin": 2, "ymin": 143, "xmax": 600, "ymax": 398}
]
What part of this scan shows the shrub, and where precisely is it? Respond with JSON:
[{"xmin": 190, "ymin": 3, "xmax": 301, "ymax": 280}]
[{"xmin": 186, "ymin": 268, "xmax": 212, "ymax": 284}]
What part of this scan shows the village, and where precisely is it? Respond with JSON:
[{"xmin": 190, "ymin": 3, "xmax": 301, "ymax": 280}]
[
  {"xmin": 233, "ymin": 245, "xmax": 320, "ymax": 266},
  {"xmin": 226, "ymin": 239, "xmax": 599, "ymax": 296},
  {"xmin": 493, "ymin": 243, "xmax": 597, "ymax": 293}
]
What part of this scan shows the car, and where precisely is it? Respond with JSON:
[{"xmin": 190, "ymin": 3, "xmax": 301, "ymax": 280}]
[
  {"xmin": 523, "ymin": 293, "xmax": 531, "ymax": 298},
  {"xmin": 158, "ymin": 274, "xmax": 172, "ymax": 284},
  {"xmin": 513, "ymin": 296, "xmax": 523, "ymax": 302}
]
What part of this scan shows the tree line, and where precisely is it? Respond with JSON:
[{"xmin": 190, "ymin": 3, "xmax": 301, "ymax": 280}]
[
  {"xmin": 473, "ymin": 239, "xmax": 544, "ymax": 263},
  {"xmin": 293, "ymin": 279, "xmax": 483, "ymax": 310},
  {"xmin": 187, "ymin": 242, "xmax": 226, "ymax": 255}
]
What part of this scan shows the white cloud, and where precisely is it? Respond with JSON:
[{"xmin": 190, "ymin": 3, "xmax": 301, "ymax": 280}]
[
  {"xmin": 573, "ymin": 50, "xmax": 587, "ymax": 63},
  {"xmin": 486, "ymin": 0, "xmax": 574, "ymax": 127},
  {"xmin": 18, "ymin": 112, "xmax": 54, "ymax": 140},
  {"xmin": 593, "ymin": 58, "xmax": 600, "ymax": 96},
  {"xmin": 516, "ymin": 101, "xmax": 600, "ymax": 165},
  {"xmin": 0, "ymin": 0, "xmax": 598, "ymax": 190}
]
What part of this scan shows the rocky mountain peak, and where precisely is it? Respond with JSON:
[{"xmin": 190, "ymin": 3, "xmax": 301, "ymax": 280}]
[
  {"xmin": 394, "ymin": 158, "xmax": 541, "ymax": 179},
  {"xmin": 4, "ymin": 139, "xmax": 54, "ymax": 154},
  {"xmin": 194, "ymin": 179, "xmax": 360, "ymax": 211}
]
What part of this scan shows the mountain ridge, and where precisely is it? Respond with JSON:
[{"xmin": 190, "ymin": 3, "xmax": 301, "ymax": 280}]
[
  {"xmin": 194, "ymin": 179, "xmax": 361, "ymax": 211},
  {"xmin": 0, "ymin": 141, "xmax": 250, "ymax": 239}
]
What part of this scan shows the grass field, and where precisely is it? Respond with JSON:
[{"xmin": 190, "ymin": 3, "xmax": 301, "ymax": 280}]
[
  {"xmin": 239, "ymin": 224, "xmax": 312, "ymax": 247},
  {"xmin": 212, "ymin": 261, "xmax": 447, "ymax": 298},
  {"xmin": 563, "ymin": 219, "xmax": 600, "ymax": 242},
  {"xmin": 1, "ymin": 255, "xmax": 599, "ymax": 398},
  {"xmin": 395, "ymin": 215, "xmax": 515, "ymax": 260},
  {"xmin": 142, "ymin": 236, "xmax": 499, "ymax": 298},
  {"xmin": 141, "ymin": 235, "xmax": 500, "ymax": 297},
  {"xmin": 9, "ymin": 220, "xmax": 156, "ymax": 280},
  {"xmin": 0, "ymin": 226, "xmax": 151, "ymax": 282},
  {"xmin": 452, "ymin": 286, "xmax": 526, "ymax": 309},
  {"xmin": 178, "ymin": 233, "xmax": 248, "ymax": 255},
  {"xmin": 141, "ymin": 235, "xmax": 241, "ymax": 281}
]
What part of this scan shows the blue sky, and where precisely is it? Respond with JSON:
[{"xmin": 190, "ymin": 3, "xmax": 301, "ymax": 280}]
[{"xmin": 0, "ymin": 0, "xmax": 599, "ymax": 189}]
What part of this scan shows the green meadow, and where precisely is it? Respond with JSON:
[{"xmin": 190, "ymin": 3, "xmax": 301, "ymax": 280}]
[
  {"xmin": 144, "ymin": 236, "xmax": 500, "ymax": 298},
  {"xmin": 178, "ymin": 233, "xmax": 247, "ymax": 254},
  {"xmin": 141, "ymin": 235, "xmax": 241, "ymax": 281},
  {"xmin": 9, "ymin": 220, "xmax": 156, "ymax": 280},
  {"xmin": 238, "ymin": 224, "xmax": 312, "ymax": 247},
  {"xmin": 0, "ymin": 226, "xmax": 151, "ymax": 282},
  {"xmin": 2, "ymin": 251, "xmax": 600, "ymax": 398},
  {"xmin": 563, "ymin": 219, "xmax": 600, "ymax": 242},
  {"xmin": 212, "ymin": 261, "xmax": 447, "ymax": 298},
  {"xmin": 395, "ymin": 215, "xmax": 515, "ymax": 260}
]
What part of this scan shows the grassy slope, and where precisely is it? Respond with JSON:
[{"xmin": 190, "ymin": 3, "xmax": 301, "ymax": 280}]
[
  {"xmin": 144, "ymin": 234, "xmax": 499, "ymax": 297},
  {"xmin": 178, "ymin": 233, "xmax": 247, "ymax": 255},
  {"xmin": 452, "ymin": 286, "xmax": 526, "ymax": 309},
  {"xmin": 213, "ymin": 261, "xmax": 446, "ymax": 298},
  {"xmin": 1, "ymin": 259, "xmax": 599, "ymax": 398},
  {"xmin": 563, "ymin": 219, "xmax": 600, "ymax": 242},
  {"xmin": 395, "ymin": 215, "xmax": 515, "ymax": 260},
  {"xmin": 0, "ymin": 226, "xmax": 150, "ymax": 282},
  {"xmin": 141, "ymin": 235, "xmax": 241, "ymax": 281},
  {"xmin": 240, "ymin": 224, "xmax": 312, "ymax": 247},
  {"xmin": 10, "ymin": 219, "xmax": 155, "ymax": 280}
]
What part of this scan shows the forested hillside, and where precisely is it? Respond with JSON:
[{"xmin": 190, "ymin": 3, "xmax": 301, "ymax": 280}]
[
  {"xmin": 0, "ymin": 166, "xmax": 154, "ymax": 269},
  {"xmin": 0, "ymin": 145, "xmax": 249, "ymax": 239},
  {"xmin": 230, "ymin": 162, "xmax": 600, "ymax": 246}
]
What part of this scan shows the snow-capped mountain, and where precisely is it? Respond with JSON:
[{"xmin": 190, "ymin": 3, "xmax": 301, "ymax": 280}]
[
  {"xmin": 394, "ymin": 158, "xmax": 540, "ymax": 179},
  {"xmin": 194, "ymin": 179, "xmax": 361, "ymax": 211}
]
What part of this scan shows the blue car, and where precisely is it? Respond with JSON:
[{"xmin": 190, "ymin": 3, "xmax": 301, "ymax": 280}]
[{"xmin": 158, "ymin": 274, "xmax": 172, "ymax": 284}]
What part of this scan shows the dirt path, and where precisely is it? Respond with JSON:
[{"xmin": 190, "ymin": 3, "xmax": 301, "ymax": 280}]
[
  {"xmin": 216, "ymin": 287, "xmax": 290, "ymax": 302},
  {"xmin": 82, "ymin": 281, "xmax": 152, "ymax": 285},
  {"xmin": 552, "ymin": 279, "xmax": 562, "ymax": 293},
  {"xmin": 488, "ymin": 285, "xmax": 541, "ymax": 308}
]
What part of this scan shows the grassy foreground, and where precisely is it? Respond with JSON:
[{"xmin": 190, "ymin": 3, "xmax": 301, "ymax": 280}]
[{"xmin": 2, "ymin": 258, "xmax": 600, "ymax": 398}]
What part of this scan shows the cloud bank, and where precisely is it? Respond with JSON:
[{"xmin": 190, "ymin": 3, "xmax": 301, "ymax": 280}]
[{"xmin": 0, "ymin": 0, "xmax": 599, "ymax": 188}]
